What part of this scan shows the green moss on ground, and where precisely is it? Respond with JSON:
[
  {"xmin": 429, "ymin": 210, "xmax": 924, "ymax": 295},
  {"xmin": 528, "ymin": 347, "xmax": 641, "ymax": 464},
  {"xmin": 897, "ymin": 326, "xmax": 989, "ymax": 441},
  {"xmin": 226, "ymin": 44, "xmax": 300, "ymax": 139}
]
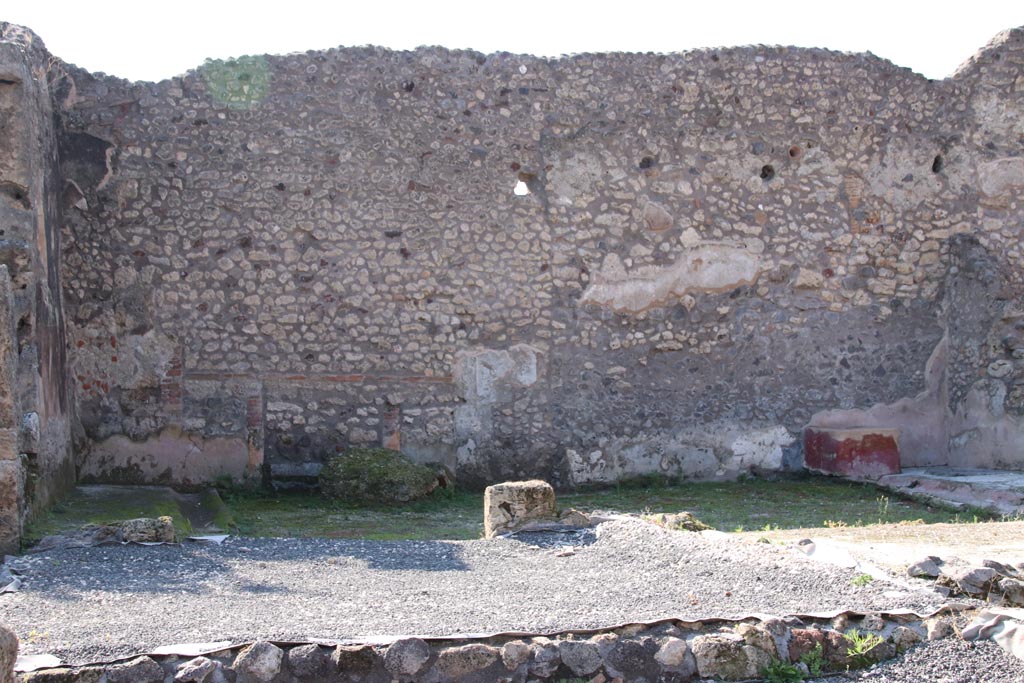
[
  {"xmin": 221, "ymin": 474, "xmax": 982, "ymax": 541},
  {"xmin": 318, "ymin": 448, "xmax": 439, "ymax": 504},
  {"xmin": 24, "ymin": 486, "xmax": 194, "ymax": 546}
]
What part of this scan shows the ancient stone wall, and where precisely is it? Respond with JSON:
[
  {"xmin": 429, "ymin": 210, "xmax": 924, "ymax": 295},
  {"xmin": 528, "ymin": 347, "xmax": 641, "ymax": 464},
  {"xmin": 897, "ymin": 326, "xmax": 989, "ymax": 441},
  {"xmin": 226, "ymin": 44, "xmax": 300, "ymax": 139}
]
[
  {"xmin": 0, "ymin": 24, "xmax": 76, "ymax": 551},
  {"xmin": 10, "ymin": 23, "xmax": 1023, "ymax": 488}
]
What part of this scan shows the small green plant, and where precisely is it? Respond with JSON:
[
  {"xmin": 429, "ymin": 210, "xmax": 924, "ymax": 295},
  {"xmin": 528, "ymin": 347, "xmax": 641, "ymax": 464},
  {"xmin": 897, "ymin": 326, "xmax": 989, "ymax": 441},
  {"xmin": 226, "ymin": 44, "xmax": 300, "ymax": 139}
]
[
  {"xmin": 844, "ymin": 629, "xmax": 884, "ymax": 669},
  {"xmin": 799, "ymin": 642, "xmax": 824, "ymax": 676},
  {"xmin": 850, "ymin": 573, "xmax": 873, "ymax": 587},
  {"xmin": 761, "ymin": 657, "xmax": 804, "ymax": 682},
  {"xmin": 876, "ymin": 494, "xmax": 890, "ymax": 522}
]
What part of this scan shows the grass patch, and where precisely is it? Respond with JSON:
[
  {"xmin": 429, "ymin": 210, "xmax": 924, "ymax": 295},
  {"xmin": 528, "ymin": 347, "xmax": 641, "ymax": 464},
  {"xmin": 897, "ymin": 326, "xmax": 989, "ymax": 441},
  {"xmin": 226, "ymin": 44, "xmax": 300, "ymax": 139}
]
[
  {"xmin": 29, "ymin": 475, "xmax": 991, "ymax": 544},
  {"xmin": 560, "ymin": 475, "xmax": 972, "ymax": 531},
  {"xmin": 24, "ymin": 486, "xmax": 194, "ymax": 546},
  {"xmin": 220, "ymin": 486, "xmax": 483, "ymax": 540},
  {"xmin": 216, "ymin": 474, "xmax": 978, "ymax": 541}
]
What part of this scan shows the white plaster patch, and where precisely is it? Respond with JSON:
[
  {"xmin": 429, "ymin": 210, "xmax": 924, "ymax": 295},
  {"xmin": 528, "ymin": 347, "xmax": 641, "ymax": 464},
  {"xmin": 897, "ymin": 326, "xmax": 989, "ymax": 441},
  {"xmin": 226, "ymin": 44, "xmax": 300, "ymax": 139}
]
[
  {"xmin": 580, "ymin": 245, "xmax": 762, "ymax": 313},
  {"xmin": 727, "ymin": 426, "xmax": 796, "ymax": 470},
  {"xmin": 978, "ymin": 158, "xmax": 1024, "ymax": 198}
]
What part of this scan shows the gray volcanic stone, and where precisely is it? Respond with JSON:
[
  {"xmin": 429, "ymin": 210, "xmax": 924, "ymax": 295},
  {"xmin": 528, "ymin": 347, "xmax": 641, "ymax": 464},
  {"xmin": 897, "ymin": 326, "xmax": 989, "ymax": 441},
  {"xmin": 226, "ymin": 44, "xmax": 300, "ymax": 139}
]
[
  {"xmin": 558, "ymin": 640, "xmax": 602, "ymax": 676},
  {"xmin": 906, "ymin": 557, "xmax": 942, "ymax": 578},
  {"xmin": 286, "ymin": 644, "xmax": 330, "ymax": 679},
  {"xmin": 331, "ymin": 645, "xmax": 378, "ymax": 676},
  {"xmin": 998, "ymin": 577, "xmax": 1024, "ymax": 606},
  {"xmin": 383, "ymin": 638, "xmax": 431, "ymax": 677},
  {"xmin": 434, "ymin": 644, "xmax": 499, "ymax": 679},
  {"xmin": 527, "ymin": 638, "xmax": 561, "ymax": 677},
  {"xmin": 0, "ymin": 625, "xmax": 14, "ymax": 683},
  {"xmin": 106, "ymin": 656, "xmax": 163, "ymax": 683},
  {"xmin": 655, "ymin": 637, "xmax": 696, "ymax": 676},
  {"xmin": 174, "ymin": 656, "xmax": 219, "ymax": 683},
  {"xmin": 232, "ymin": 642, "xmax": 283, "ymax": 682},
  {"xmin": 500, "ymin": 640, "xmax": 530, "ymax": 670},
  {"xmin": 692, "ymin": 633, "xmax": 758, "ymax": 680},
  {"xmin": 118, "ymin": 516, "xmax": 176, "ymax": 543}
]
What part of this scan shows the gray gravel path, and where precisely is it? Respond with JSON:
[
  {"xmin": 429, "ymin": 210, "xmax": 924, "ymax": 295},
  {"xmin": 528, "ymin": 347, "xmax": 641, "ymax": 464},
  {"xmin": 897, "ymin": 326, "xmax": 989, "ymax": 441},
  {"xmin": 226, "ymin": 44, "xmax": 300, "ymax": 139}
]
[
  {"xmin": 0, "ymin": 520, "xmax": 956, "ymax": 664},
  {"xmin": 819, "ymin": 638, "xmax": 1024, "ymax": 682}
]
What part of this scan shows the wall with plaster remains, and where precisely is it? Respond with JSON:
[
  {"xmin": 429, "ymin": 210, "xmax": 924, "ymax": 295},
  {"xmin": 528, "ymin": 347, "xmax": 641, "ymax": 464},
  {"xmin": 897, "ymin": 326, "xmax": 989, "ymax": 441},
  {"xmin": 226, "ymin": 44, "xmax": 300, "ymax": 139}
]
[
  {"xmin": 0, "ymin": 24, "xmax": 76, "ymax": 551},
  {"xmin": 3, "ymin": 22, "xmax": 1024, "ymax": 491}
]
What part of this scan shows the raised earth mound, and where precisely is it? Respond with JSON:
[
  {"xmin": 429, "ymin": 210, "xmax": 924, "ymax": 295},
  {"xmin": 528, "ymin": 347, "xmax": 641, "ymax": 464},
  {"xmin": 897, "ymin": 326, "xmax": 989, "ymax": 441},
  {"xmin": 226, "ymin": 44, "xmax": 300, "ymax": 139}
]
[{"xmin": 318, "ymin": 448, "xmax": 440, "ymax": 504}]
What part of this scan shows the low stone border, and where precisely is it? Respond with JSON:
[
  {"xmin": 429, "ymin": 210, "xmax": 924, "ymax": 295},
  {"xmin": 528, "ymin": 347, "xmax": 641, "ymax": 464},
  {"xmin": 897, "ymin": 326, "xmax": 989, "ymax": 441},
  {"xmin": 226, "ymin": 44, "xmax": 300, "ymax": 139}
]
[{"xmin": 17, "ymin": 609, "xmax": 966, "ymax": 682}]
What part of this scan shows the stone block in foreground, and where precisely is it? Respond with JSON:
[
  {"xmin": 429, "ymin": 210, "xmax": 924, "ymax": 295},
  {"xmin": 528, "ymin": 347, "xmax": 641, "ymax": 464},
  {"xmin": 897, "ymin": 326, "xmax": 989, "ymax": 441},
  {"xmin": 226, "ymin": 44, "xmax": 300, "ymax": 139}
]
[
  {"xmin": 803, "ymin": 427, "xmax": 900, "ymax": 480},
  {"xmin": 0, "ymin": 625, "xmax": 14, "ymax": 683},
  {"xmin": 483, "ymin": 480, "xmax": 556, "ymax": 538}
]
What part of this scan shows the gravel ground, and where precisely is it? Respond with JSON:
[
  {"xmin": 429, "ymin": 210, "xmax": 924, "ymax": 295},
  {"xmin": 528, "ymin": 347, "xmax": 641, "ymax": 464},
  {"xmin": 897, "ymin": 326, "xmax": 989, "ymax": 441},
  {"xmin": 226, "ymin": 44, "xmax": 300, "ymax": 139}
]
[
  {"xmin": 819, "ymin": 638, "xmax": 1024, "ymax": 682},
  {"xmin": 0, "ymin": 520, "xmax": 964, "ymax": 664}
]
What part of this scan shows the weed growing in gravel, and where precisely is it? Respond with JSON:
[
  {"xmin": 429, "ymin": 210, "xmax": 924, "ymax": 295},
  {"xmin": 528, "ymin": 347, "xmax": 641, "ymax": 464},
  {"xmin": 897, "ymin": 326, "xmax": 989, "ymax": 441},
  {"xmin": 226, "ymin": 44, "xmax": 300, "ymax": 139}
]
[
  {"xmin": 761, "ymin": 658, "xmax": 804, "ymax": 682},
  {"xmin": 799, "ymin": 642, "xmax": 824, "ymax": 676},
  {"xmin": 850, "ymin": 573, "xmax": 873, "ymax": 587},
  {"xmin": 844, "ymin": 629, "xmax": 884, "ymax": 669}
]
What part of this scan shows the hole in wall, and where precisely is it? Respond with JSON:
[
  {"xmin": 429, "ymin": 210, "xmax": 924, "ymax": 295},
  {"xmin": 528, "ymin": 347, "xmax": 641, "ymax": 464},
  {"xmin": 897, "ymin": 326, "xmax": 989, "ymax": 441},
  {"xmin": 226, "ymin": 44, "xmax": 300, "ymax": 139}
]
[
  {"xmin": 16, "ymin": 314, "xmax": 31, "ymax": 352},
  {"xmin": 638, "ymin": 156, "xmax": 656, "ymax": 170},
  {"xmin": 788, "ymin": 145, "xmax": 802, "ymax": 158},
  {"xmin": 0, "ymin": 182, "xmax": 30, "ymax": 210},
  {"xmin": 760, "ymin": 164, "xmax": 775, "ymax": 181},
  {"xmin": 931, "ymin": 155, "xmax": 944, "ymax": 173},
  {"xmin": 514, "ymin": 171, "xmax": 536, "ymax": 196}
]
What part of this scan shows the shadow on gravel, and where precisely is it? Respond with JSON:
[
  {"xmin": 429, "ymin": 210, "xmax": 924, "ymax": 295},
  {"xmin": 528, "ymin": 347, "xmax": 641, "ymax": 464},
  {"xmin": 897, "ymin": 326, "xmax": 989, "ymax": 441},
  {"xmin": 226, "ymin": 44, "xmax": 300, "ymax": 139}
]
[
  {"xmin": 337, "ymin": 540, "xmax": 470, "ymax": 571},
  {"xmin": 17, "ymin": 538, "xmax": 472, "ymax": 603}
]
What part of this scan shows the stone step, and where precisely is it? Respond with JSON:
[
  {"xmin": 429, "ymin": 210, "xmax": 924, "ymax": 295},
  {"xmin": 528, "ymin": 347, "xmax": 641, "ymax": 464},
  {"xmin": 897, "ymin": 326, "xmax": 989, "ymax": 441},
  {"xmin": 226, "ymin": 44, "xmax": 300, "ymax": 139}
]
[{"xmin": 878, "ymin": 467, "xmax": 1024, "ymax": 517}]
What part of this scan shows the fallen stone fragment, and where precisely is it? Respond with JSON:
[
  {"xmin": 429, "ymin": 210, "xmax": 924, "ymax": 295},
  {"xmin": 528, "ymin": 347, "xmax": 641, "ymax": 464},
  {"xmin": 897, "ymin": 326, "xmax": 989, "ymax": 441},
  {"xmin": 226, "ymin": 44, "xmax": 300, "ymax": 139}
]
[
  {"xmin": 906, "ymin": 556, "xmax": 942, "ymax": 579},
  {"xmin": 891, "ymin": 626, "xmax": 923, "ymax": 651},
  {"xmin": 118, "ymin": 516, "xmax": 176, "ymax": 543},
  {"xmin": 997, "ymin": 577, "xmax": 1024, "ymax": 606},
  {"xmin": 925, "ymin": 617, "xmax": 955, "ymax": 640},
  {"xmin": 483, "ymin": 480, "xmax": 556, "ymax": 537},
  {"xmin": 645, "ymin": 511, "xmax": 712, "ymax": 532},
  {"xmin": 944, "ymin": 566, "xmax": 1000, "ymax": 597},
  {"xmin": 558, "ymin": 508, "xmax": 592, "ymax": 527}
]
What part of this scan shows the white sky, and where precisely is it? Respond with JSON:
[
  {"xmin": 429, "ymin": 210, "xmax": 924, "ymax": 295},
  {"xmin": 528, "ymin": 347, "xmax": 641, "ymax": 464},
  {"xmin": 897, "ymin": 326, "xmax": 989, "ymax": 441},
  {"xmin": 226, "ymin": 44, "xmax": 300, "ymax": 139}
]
[{"xmin": 4, "ymin": 1, "xmax": 1023, "ymax": 83}]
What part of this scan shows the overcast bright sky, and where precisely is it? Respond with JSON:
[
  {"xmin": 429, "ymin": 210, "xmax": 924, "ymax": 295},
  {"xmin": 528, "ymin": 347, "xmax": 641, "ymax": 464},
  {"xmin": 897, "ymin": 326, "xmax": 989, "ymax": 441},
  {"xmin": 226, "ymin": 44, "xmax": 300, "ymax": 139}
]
[{"xmin": 5, "ymin": 1, "xmax": 1022, "ymax": 83}]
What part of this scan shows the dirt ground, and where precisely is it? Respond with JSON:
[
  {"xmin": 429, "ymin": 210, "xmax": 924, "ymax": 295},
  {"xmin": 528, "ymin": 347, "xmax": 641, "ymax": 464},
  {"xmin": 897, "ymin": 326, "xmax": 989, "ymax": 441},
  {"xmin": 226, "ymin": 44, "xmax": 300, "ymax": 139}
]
[{"xmin": 743, "ymin": 520, "xmax": 1024, "ymax": 570}]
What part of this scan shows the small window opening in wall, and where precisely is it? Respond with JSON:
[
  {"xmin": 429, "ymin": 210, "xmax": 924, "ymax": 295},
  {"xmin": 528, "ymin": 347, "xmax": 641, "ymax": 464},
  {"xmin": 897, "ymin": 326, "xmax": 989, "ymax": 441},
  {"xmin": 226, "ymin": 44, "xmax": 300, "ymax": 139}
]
[
  {"xmin": 513, "ymin": 170, "xmax": 535, "ymax": 196},
  {"xmin": 760, "ymin": 164, "xmax": 775, "ymax": 181},
  {"xmin": 932, "ymin": 155, "xmax": 944, "ymax": 173}
]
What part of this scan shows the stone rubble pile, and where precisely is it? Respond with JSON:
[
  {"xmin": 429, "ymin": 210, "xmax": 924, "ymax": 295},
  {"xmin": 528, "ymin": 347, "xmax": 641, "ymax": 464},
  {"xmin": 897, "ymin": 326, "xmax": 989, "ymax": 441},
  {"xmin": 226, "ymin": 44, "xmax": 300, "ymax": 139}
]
[
  {"xmin": 18, "ymin": 611, "xmax": 958, "ymax": 683},
  {"xmin": 28, "ymin": 516, "xmax": 177, "ymax": 553},
  {"xmin": 908, "ymin": 555, "xmax": 1024, "ymax": 606}
]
